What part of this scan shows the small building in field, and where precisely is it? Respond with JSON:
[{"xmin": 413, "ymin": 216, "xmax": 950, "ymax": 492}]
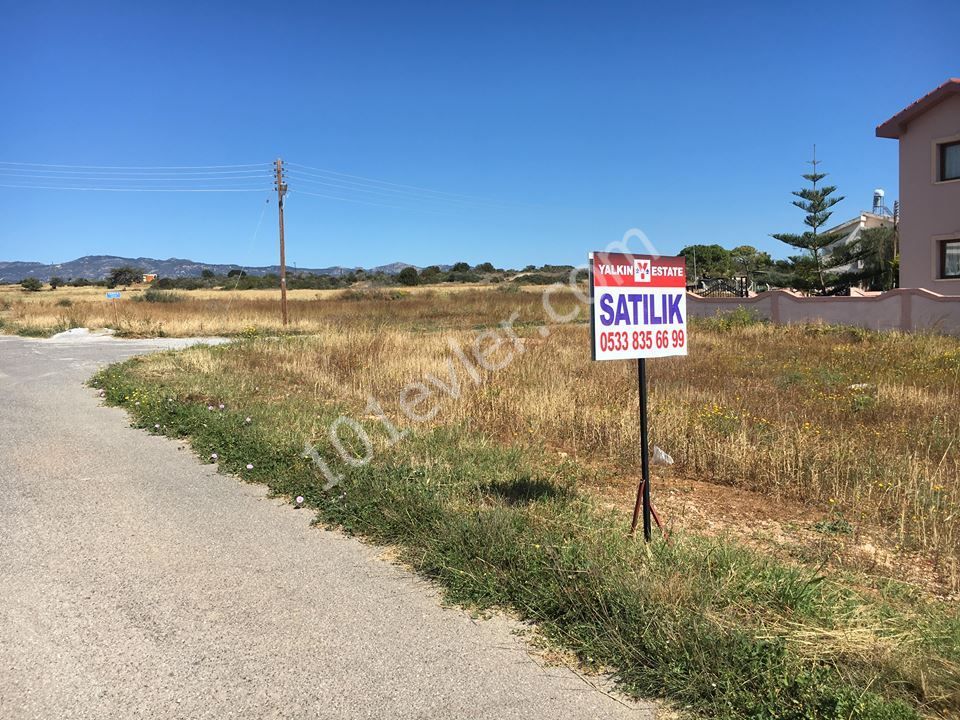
[
  {"xmin": 877, "ymin": 78, "xmax": 960, "ymax": 293},
  {"xmin": 143, "ymin": 273, "xmax": 158, "ymax": 283}
]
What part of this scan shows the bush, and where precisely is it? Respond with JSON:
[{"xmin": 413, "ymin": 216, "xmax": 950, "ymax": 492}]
[
  {"xmin": 704, "ymin": 307, "xmax": 767, "ymax": 331},
  {"xmin": 133, "ymin": 288, "xmax": 185, "ymax": 304},
  {"xmin": 20, "ymin": 277, "xmax": 42, "ymax": 292},
  {"xmin": 339, "ymin": 288, "xmax": 405, "ymax": 302},
  {"xmin": 107, "ymin": 266, "xmax": 145, "ymax": 288},
  {"xmin": 56, "ymin": 298, "xmax": 73, "ymax": 308},
  {"xmin": 397, "ymin": 267, "xmax": 419, "ymax": 286}
]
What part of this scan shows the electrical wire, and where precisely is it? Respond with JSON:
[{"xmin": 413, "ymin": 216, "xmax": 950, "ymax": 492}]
[
  {"xmin": 0, "ymin": 159, "xmax": 527, "ymax": 211},
  {"xmin": 223, "ymin": 194, "xmax": 273, "ymax": 316},
  {"xmin": 284, "ymin": 171, "xmax": 509, "ymax": 210},
  {"xmin": 290, "ymin": 188, "xmax": 455, "ymax": 215},
  {"xmin": 0, "ymin": 172, "xmax": 272, "ymax": 184},
  {"xmin": 285, "ymin": 162, "xmax": 515, "ymax": 206},
  {"xmin": 0, "ymin": 183, "xmax": 270, "ymax": 192},
  {"xmin": 0, "ymin": 161, "xmax": 270, "ymax": 170},
  {"xmin": 0, "ymin": 169, "xmax": 272, "ymax": 179}
]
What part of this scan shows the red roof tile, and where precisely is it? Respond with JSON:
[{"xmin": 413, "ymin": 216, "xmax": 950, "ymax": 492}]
[{"xmin": 876, "ymin": 79, "xmax": 960, "ymax": 139}]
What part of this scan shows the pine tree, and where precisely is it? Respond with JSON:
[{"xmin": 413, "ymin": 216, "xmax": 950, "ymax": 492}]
[{"xmin": 772, "ymin": 147, "xmax": 845, "ymax": 294}]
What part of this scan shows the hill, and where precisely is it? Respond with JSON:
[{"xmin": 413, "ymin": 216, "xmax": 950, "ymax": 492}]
[{"xmin": 0, "ymin": 255, "xmax": 417, "ymax": 283}]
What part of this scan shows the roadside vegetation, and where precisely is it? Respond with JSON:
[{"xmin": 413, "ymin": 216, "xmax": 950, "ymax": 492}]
[{"xmin": 87, "ymin": 285, "xmax": 959, "ymax": 718}]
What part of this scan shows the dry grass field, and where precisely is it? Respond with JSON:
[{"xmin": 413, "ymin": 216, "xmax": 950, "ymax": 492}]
[
  {"xmin": 82, "ymin": 283, "xmax": 960, "ymax": 717},
  {"xmin": 25, "ymin": 281, "xmax": 957, "ymax": 591},
  {"xmin": 134, "ymin": 308, "xmax": 960, "ymax": 590},
  {"xmin": 0, "ymin": 283, "xmax": 545, "ymax": 337}
]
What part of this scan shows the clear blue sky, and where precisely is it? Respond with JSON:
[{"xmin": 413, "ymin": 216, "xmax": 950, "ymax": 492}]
[{"xmin": 0, "ymin": 0, "xmax": 956, "ymax": 270}]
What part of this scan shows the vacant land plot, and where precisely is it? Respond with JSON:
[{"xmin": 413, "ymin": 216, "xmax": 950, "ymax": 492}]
[
  {"xmin": 0, "ymin": 283, "xmax": 540, "ymax": 337},
  {"xmin": 88, "ymin": 285, "xmax": 959, "ymax": 719}
]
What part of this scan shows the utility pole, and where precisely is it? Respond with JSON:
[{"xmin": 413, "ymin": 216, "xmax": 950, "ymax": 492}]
[{"xmin": 274, "ymin": 158, "xmax": 288, "ymax": 325}]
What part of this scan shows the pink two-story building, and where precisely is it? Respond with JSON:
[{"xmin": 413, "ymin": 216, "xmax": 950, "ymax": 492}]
[{"xmin": 877, "ymin": 79, "xmax": 960, "ymax": 294}]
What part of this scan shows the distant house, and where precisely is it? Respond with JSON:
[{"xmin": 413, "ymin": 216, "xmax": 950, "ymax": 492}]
[
  {"xmin": 822, "ymin": 194, "xmax": 896, "ymax": 278},
  {"xmin": 143, "ymin": 273, "xmax": 158, "ymax": 283},
  {"xmin": 877, "ymin": 79, "xmax": 960, "ymax": 293}
]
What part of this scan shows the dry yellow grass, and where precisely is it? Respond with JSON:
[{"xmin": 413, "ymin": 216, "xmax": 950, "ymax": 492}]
[
  {"xmin": 0, "ymin": 283, "xmax": 550, "ymax": 337},
  {"xmin": 95, "ymin": 286, "xmax": 960, "ymax": 589},
  {"xmin": 7, "ymin": 282, "xmax": 959, "ymax": 587}
]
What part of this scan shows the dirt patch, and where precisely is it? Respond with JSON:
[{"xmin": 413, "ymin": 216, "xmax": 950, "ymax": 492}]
[{"xmin": 587, "ymin": 470, "xmax": 958, "ymax": 599}]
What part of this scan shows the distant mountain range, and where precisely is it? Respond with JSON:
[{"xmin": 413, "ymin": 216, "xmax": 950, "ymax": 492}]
[{"xmin": 0, "ymin": 256, "xmax": 419, "ymax": 283}]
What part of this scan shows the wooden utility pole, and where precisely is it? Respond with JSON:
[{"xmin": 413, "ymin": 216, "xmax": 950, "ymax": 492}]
[{"xmin": 274, "ymin": 158, "xmax": 289, "ymax": 325}]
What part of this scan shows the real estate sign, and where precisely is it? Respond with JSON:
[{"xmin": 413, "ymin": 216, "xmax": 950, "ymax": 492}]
[{"xmin": 590, "ymin": 252, "xmax": 687, "ymax": 361}]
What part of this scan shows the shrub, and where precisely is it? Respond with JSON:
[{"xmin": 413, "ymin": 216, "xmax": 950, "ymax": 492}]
[
  {"xmin": 107, "ymin": 266, "xmax": 145, "ymax": 288},
  {"xmin": 703, "ymin": 306, "xmax": 766, "ymax": 330},
  {"xmin": 133, "ymin": 288, "xmax": 185, "ymax": 304},
  {"xmin": 397, "ymin": 267, "xmax": 419, "ymax": 286},
  {"xmin": 20, "ymin": 277, "xmax": 42, "ymax": 292}
]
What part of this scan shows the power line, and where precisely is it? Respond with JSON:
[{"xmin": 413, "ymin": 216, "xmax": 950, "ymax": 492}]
[
  {"xmin": 0, "ymin": 171, "xmax": 272, "ymax": 183},
  {"xmin": 285, "ymin": 161, "xmax": 512, "ymax": 205},
  {"xmin": 0, "ymin": 168, "xmax": 272, "ymax": 178},
  {"xmin": 0, "ymin": 183, "xmax": 271, "ymax": 192},
  {"xmin": 291, "ymin": 187, "xmax": 455, "ymax": 214},
  {"xmin": 284, "ymin": 172, "xmax": 498, "ymax": 209},
  {"xmin": 0, "ymin": 161, "xmax": 270, "ymax": 170}
]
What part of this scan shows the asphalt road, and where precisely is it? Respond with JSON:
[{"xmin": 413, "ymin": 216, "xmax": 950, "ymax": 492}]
[{"xmin": 0, "ymin": 335, "xmax": 651, "ymax": 719}]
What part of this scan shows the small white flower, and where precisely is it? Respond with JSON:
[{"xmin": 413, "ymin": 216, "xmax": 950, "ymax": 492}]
[
  {"xmin": 218, "ymin": 404, "xmax": 225, "ymax": 410},
  {"xmin": 295, "ymin": 495, "xmax": 304, "ymax": 505},
  {"xmin": 211, "ymin": 453, "xmax": 218, "ymax": 460},
  {"xmin": 244, "ymin": 417, "xmax": 252, "ymax": 424},
  {"xmin": 246, "ymin": 463, "xmax": 254, "ymax": 470},
  {"xmin": 154, "ymin": 424, "xmax": 160, "ymax": 430},
  {"xmin": 207, "ymin": 405, "xmax": 214, "ymax": 411}
]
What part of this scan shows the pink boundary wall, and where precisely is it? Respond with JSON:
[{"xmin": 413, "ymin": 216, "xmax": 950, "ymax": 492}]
[{"xmin": 687, "ymin": 289, "xmax": 960, "ymax": 336}]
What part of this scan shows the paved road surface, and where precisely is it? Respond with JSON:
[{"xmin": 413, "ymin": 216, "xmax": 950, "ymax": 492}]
[{"xmin": 0, "ymin": 335, "xmax": 651, "ymax": 719}]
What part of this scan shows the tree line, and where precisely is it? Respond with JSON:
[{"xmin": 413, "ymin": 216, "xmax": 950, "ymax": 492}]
[{"xmin": 683, "ymin": 153, "xmax": 898, "ymax": 294}]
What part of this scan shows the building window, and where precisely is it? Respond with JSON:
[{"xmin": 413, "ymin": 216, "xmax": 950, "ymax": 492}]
[
  {"xmin": 942, "ymin": 240, "xmax": 960, "ymax": 279},
  {"xmin": 939, "ymin": 141, "xmax": 960, "ymax": 182}
]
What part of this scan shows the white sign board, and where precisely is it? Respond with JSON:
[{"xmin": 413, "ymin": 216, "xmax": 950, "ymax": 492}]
[{"xmin": 589, "ymin": 252, "xmax": 688, "ymax": 361}]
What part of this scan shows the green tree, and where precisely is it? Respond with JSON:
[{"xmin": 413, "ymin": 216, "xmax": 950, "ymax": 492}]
[
  {"xmin": 227, "ymin": 269, "xmax": 247, "ymax": 278},
  {"xmin": 451, "ymin": 262, "xmax": 470, "ymax": 272},
  {"xmin": 729, "ymin": 245, "xmax": 773, "ymax": 284},
  {"xmin": 20, "ymin": 277, "xmax": 42, "ymax": 292},
  {"xmin": 397, "ymin": 266, "xmax": 419, "ymax": 286},
  {"xmin": 420, "ymin": 265, "xmax": 441, "ymax": 283},
  {"xmin": 48, "ymin": 276, "xmax": 64, "ymax": 290},
  {"xmin": 201, "ymin": 269, "xmax": 216, "ymax": 279},
  {"xmin": 772, "ymin": 149, "xmax": 845, "ymax": 294},
  {"xmin": 473, "ymin": 262, "xmax": 495, "ymax": 273},
  {"xmin": 678, "ymin": 245, "xmax": 732, "ymax": 280},
  {"xmin": 830, "ymin": 225, "xmax": 899, "ymax": 291},
  {"xmin": 107, "ymin": 266, "xmax": 145, "ymax": 288}
]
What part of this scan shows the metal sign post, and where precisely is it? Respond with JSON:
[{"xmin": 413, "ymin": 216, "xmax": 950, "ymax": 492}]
[
  {"xmin": 106, "ymin": 291, "xmax": 121, "ymax": 328},
  {"xmin": 631, "ymin": 358, "xmax": 652, "ymax": 540},
  {"xmin": 589, "ymin": 251, "xmax": 688, "ymax": 540}
]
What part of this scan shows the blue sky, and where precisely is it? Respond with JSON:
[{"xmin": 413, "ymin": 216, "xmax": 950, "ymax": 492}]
[{"xmin": 0, "ymin": 0, "xmax": 956, "ymax": 270}]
